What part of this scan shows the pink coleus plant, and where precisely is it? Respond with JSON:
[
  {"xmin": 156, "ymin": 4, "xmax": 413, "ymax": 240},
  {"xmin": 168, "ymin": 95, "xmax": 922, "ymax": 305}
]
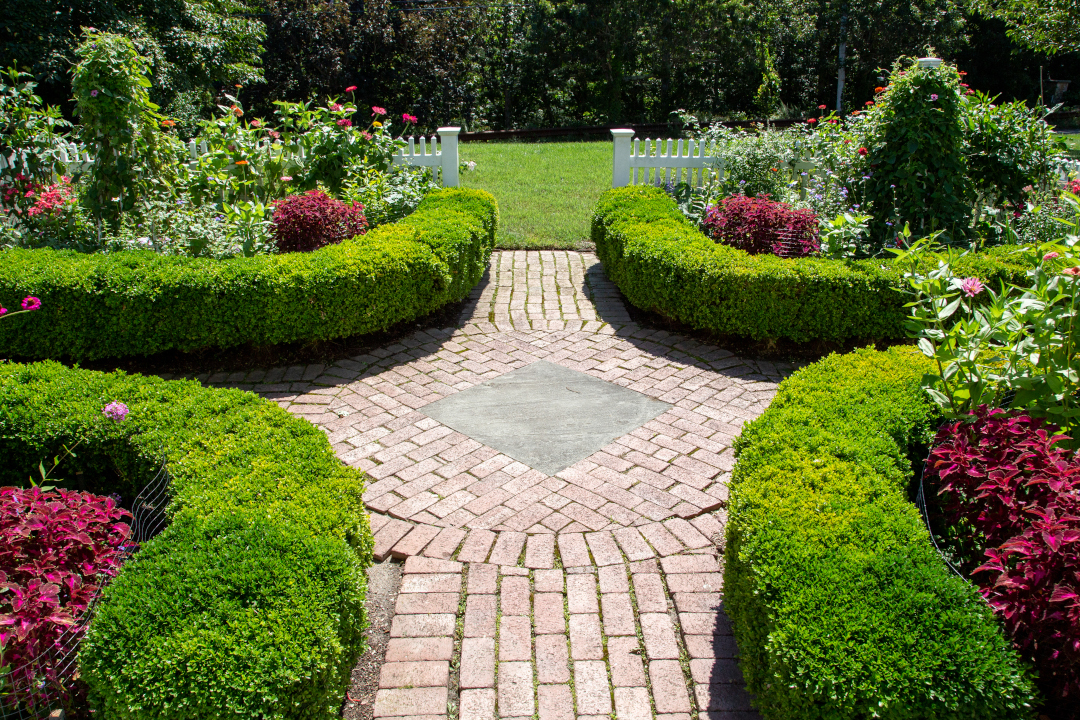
[
  {"xmin": 0, "ymin": 487, "xmax": 131, "ymax": 711},
  {"xmin": 925, "ymin": 406, "xmax": 1080, "ymax": 702}
]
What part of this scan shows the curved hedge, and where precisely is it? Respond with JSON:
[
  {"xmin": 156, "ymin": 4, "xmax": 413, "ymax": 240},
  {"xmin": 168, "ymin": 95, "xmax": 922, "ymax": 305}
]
[
  {"xmin": 0, "ymin": 187, "xmax": 497, "ymax": 360},
  {"xmin": 726, "ymin": 347, "xmax": 1037, "ymax": 719},
  {"xmin": 591, "ymin": 186, "xmax": 1030, "ymax": 343},
  {"xmin": 0, "ymin": 361, "xmax": 374, "ymax": 719}
]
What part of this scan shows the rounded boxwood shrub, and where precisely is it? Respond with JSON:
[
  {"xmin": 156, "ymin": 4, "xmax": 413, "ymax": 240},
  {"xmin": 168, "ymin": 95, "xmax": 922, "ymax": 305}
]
[
  {"xmin": 0, "ymin": 360, "xmax": 374, "ymax": 719},
  {"xmin": 592, "ymin": 185, "xmax": 1031, "ymax": 343},
  {"xmin": 726, "ymin": 346, "xmax": 1038, "ymax": 718},
  {"xmin": 0, "ymin": 187, "xmax": 497, "ymax": 361}
]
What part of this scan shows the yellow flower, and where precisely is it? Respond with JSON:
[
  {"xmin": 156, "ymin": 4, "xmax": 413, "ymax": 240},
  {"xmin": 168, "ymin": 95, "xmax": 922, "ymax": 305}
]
[{"xmin": 372, "ymin": 121, "xmax": 383, "ymax": 128}]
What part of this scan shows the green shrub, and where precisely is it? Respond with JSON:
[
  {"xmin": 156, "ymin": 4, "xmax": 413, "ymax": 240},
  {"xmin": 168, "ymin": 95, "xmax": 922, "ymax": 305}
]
[
  {"xmin": 0, "ymin": 187, "xmax": 497, "ymax": 360},
  {"xmin": 0, "ymin": 360, "xmax": 374, "ymax": 719},
  {"xmin": 591, "ymin": 185, "xmax": 1030, "ymax": 343},
  {"xmin": 726, "ymin": 346, "xmax": 1038, "ymax": 719}
]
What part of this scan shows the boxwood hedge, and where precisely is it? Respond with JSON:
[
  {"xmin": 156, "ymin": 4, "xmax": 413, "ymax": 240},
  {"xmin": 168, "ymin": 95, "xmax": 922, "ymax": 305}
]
[
  {"xmin": 591, "ymin": 186, "xmax": 1030, "ymax": 343},
  {"xmin": 0, "ymin": 187, "xmax": 497, "ymax": 361},
  {"xmin": 726, "ymin": 346, "xmax": 1038, "ymax": 719},
  {"xmin": 0, "ymin": 360, "xmax": 374, "ymax": 719}
]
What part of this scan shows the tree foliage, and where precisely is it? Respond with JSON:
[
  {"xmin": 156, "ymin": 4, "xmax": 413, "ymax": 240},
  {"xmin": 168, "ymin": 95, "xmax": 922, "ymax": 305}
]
[{"xmin": 970, "ymin": 0, "xmax": 1080, "ymax": 56}]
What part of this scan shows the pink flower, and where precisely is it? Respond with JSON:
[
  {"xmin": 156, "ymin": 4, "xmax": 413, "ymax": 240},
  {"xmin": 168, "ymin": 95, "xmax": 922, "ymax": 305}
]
[
  {"xmin": 857, "ymin": 147, "xmax": 868, "ymax": 156},
  {"xmin": 281, "ymin": 175, "xmax": 293, "ymax": 182},
  {"xmin": 807, "ymin": 117, "xmax": 817, "ymax": 124},
  {"xmin": 21, "ymin": 296, "xmax": 41, "ymax": 311},
  {"xmin": 269, "ymin": 130, "xmax": 281, "ymax": 139},
  {"xmin": 371, "ymin": 106, "xmax": 386, "ymax": 116},
  {"xmin": 929, "ymin": 94, "xmax": 939, "ymax": 101},
  {"xmin": 361, "ymin": 131, "xmax": 373, "ymax": 140},
  {"xmin": 102, "ymin": 402, "xmax": 128, "ymax": 422},
  {"xmin": 1064, "ymin": 267, "xmax": 1080, "ymax": 277},
  {"xmin": 346, "ymin": 85, "xmax": 358, "ymax": 92},
  {"xmin": 250, "ymin": 119, "xmax": 261, "ymax": 127},
  {"xmin": 90, "ymin": 90, "xmax": 98, "ymax": 97},
  {"xmin": 403, "ymin": 113, "xmax": 418, "ymax": 123},
  {"xmin": 0, "ymin": 307, "xmax": 6, "ymax": 316},
  {"xmin": 336, "ymin": 118, "xmax": 352, "ymax": 127},
  {"xmin": 960, "ymin": 277, "xmax": 984, "ymax": 297},
  {"xmin": 818, "ymin": 104, "xmax": 827, "ymax": 110},
  {"xmin": 1044, "ymin": 252, "xmax": 1060, "ymax": 261},
  {"xmin": 330, "ymin": 103, "xmax": 343, "ymax": 111}
]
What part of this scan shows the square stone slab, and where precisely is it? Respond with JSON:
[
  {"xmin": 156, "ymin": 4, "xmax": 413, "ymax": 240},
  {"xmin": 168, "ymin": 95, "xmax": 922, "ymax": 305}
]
[{"xmin": 421, "ymin": 360, "xmax": 671, "ymax": 475}]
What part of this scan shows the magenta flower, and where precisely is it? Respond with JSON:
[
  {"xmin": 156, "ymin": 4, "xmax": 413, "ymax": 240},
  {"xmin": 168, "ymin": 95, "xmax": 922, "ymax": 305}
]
[
  {"xmin": 330, "ymin": 103, "xmax": 343, "ymax": 111},
  {"xmin": 929, "ymin": 93, "xmax": 939, "ymax": 101},
  {"xmin": 0, "ymin": 307, "xmax": 6, "ymax": 316},
  {"xmin": 90, "ymin": 90, "xmax": 99, "ymax": 97},
  {"xmin": 21, "ymin": 296, "xmax": 41, "ymax": 311},
  {"xmin": 371, "ymin": 106, "xmax": 386, "ymax": 116},
  {"xmin": 336, "ymin": 118, "xmax": 352, "ymax": 127},
  {"xmin": 1044, "ymin": 252, "xmax": 1060, "ymax": 261},
  {"xmin": 346, "ymin": 85, "xmax": 357, "ymax": 93},
  {"xmin": 960, "ymin": 277, "xmax": 984, "ymax": 297},
  {"xmin": 403, "ymin": 113, "xmax": 418, "ymax": 123},
  {"xmin": 102, "ymin": 402, "xmax": 129, "ymax": 423}
]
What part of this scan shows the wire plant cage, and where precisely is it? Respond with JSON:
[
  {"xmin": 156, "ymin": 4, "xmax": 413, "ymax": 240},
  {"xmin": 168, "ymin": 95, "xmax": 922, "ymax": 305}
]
[
  {"xmin": 771, "ymin": 226, "xmax": 819, "ymax": 259},
  {"xmin": 1, "ymin": 461, "xmax": 173, "ymax": 720}
]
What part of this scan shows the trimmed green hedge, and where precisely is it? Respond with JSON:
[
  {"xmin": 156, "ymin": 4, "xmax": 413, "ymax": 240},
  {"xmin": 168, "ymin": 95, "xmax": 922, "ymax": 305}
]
[
  {"xmin": 591, "ymin": 186, "xmax": 1030, "ymax": 343},
  {"xmin": 0, "ymin": 361, "xmax": 374, "ymax": 719},
  {"xmin": 0, "ymin": 187, "xmax": 497, "ymax": 360},
  {"xmin": 726, "ymin": 347, "xmax": 1037, "ymax": 719}
]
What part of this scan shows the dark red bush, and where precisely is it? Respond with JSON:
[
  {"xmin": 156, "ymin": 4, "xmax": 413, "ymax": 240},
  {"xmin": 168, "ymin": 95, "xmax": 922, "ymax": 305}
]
[
  {"xmin": 702, "ymin": 194, "xmax": 820, "ymax": 257},
  {"xmin": 270, "ymin": 190, "xmax": 368, "ymax": 253},
  {"xmin": 0, "ymin": 487, "xmax": 131, "ymax": 711},
  {"xmin": 925, "ymin": 407, "xmax": 1080, "ymax": 710}
]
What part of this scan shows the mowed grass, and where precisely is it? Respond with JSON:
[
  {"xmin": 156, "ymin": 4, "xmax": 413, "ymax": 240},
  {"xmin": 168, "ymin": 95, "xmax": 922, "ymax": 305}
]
[
  {"xmin": 458, "ymin": 141, "xmax": 610, "ymax": 249},
  {"xmin": 1058, "ymin": 132, "xmax": 1080, "ymax": 159}
]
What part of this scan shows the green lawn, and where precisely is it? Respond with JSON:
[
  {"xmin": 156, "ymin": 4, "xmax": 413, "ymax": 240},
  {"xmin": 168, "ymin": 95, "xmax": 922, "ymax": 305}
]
[
  {"xmin": 458, "ymin": 141, "xmax": 611, "ymax": 249},
  {"xmin": 1058, "ymin": 132, "xmax": 1080, "ymax": 159}
]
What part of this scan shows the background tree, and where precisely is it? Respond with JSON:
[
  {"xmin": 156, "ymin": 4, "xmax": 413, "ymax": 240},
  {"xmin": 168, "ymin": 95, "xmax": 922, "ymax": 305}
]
[{"xmin": 969, "ymin": 0, "xmax": 1079, "ymax": 56}]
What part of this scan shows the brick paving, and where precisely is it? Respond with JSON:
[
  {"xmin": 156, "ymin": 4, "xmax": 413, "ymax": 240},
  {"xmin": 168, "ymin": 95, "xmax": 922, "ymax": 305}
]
[{"xmin": 201, "ymin": 250, "xmax": 797, "ymax": 720}]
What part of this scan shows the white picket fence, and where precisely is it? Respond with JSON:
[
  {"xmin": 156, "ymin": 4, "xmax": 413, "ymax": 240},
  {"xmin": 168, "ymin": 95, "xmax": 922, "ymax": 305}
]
[
  {"xmin": 611, "ymin": 128, "xmax": 1080, "ymax": 193},
  {"xmin": 610, "ymin": 129, "xmax": 817, "ymax": 196},
  {"xmin": 2, "ymin": 126, "xmax": 463, "ymax": 187}
]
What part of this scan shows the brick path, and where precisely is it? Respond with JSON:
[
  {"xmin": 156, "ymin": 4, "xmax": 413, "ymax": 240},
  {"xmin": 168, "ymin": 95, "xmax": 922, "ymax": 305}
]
[{"xmin": 207, "ymin": 251, "xmax": 797, "ymax": 720}]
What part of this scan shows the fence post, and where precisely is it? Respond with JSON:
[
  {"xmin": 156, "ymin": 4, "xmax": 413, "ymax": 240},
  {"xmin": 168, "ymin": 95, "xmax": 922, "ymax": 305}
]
[
  {"xmin": 611, "ymin": 129, "xmax": 634, "ymax": 188},
  {"xmin": 437, "ymin": 127, "xmax": 461, "ymax": 187}
]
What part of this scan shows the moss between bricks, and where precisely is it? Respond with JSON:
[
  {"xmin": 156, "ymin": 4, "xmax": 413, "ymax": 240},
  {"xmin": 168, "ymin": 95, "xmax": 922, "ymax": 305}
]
[{"xmin": 0, "ymin": 188, "xmax": 498, "ymax": 361}]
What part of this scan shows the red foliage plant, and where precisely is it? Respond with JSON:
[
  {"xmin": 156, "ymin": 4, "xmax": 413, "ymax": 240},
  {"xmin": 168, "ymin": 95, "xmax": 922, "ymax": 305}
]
[
  {"xmin": 270, "ymin": 190, "xmax": 367, "ymax": 253},
  {"xmin": 701, "ymin": 194, "xmax": 820, "ymax": 258},
  {"xmin": 925, "ymin": 407, "xmax": 1080, "ymax": 707},
  {"xmin": 0, "ymin": 487, "xmax": 131, "ymax": 711}
]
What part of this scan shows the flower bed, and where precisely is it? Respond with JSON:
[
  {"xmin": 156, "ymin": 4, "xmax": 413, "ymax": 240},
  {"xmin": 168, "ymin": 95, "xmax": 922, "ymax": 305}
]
[
  {"xmin": 0, "ymin": 187, "xmax": 496, "ymax": 360},
  {"xmin": 0, "ymin": 361, "xmax": 374, "ymax": 719},
  {"xmin": 591, "ymin": 185, "xmax": 1030, "ymax": 343},
  {"xmin": 725, "ymin": 346, "xmax": 1038, "ymax": 718}
]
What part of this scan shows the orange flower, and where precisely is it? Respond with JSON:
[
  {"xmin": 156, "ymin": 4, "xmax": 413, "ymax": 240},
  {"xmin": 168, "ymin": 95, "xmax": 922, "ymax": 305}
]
[
  {"xmin": 770, "ymin": 168, "xmax": 779, "ymax": 172},
  {"xmin": 231, "ymin": 106, "xmax": 243, "ymax": 117},
  {"xmin": 874, "ymin": 86, "xmax": 885, "ymax": 93},
  {"xmin": 161, "ymin": 119, "xmax": 176, "ymax": 128},
  {"xmin": 235, "ymin": 84, "xmax": 243, "ymax": 88},
  {"xmin": 235, "ymin": 159, "xmax": 249, "ymax": 166}
]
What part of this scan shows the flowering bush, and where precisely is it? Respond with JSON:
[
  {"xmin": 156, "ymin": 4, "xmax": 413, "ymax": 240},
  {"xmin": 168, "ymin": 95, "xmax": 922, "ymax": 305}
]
[
  {"xmin": 702, "ymin": 194, "xmax": 819, "ymax": 257},
  {"xmin": 271, "ymin": 190, "xmax": 367, "ymax": 253},
  {"xmin": 898, "ymin": 231, "xmax": 1080, "ymax": 432},
  {"xmin": 0, "ymin": 487, "xmax": 131, "ymax": 713},
  {"xmin": 925, "ymin": 407, "xmax": 1080, "ymax": 712}
]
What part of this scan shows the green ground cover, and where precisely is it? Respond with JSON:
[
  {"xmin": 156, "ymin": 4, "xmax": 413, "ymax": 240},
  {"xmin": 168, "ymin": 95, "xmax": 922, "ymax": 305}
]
[
  {"xmin": 1058, "ymin": 132, "xmax": 1080, "ymax": 159},
  {"xmin": 459, "ymin": 141, "xmax": 610, "ymax": 249}
]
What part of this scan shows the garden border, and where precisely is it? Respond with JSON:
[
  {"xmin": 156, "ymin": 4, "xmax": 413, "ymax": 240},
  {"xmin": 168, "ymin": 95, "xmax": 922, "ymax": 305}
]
[
  {"xmin": 725, "ymin": 346, "xmax": 1037, "ymax": 718},
  {"xmin": 0, "ymin": 361, "xmax": 375, "ymax": 719},
  {"xmin": 0, "ymin": 188, "xmax": 497, "ymax": 361},
  {"xmin": 591, "ymin": 185, "xmax": 1032, "ymax": 343}
]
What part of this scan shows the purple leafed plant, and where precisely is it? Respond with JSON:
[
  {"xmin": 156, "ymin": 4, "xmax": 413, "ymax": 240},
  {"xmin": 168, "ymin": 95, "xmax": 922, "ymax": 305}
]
[
  {"xmin": 925, "ymin": 406, "xmax": 1080, "ymax": 707},
  {"xmin": 702, "ymin": 194, "xmax": 820, "ymax": 258},
  {"xmin": 0, "ymin": 487, "xmax": 131, "ymax": 712}
]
